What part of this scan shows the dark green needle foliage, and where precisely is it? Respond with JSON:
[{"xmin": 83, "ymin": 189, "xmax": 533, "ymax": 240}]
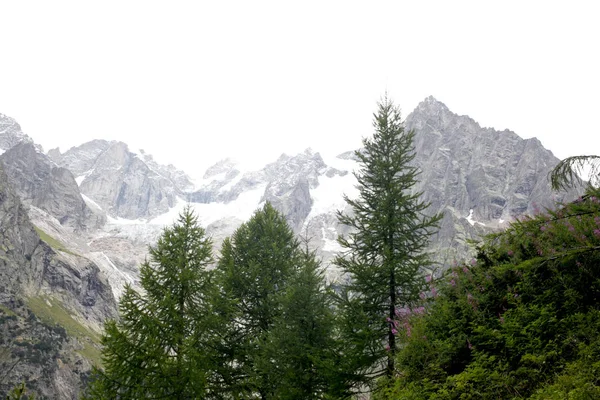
[
  {"xmin": 214, "ymin": 203, "xmax": 343, "ymax": 399},
  {"xmin": 334, "ymin": 96, "xmax": 441, "ymax": 389},
  {"xmin": 215, "ymin": 203, "xmax": 303, "ymax": 398},
  {"xmin": 550, "ymin": 155, "xmax": 600, "ymax": 191},
  {"xmin": 85, "ymin": 207, "xmax": 216, "ymax": 399},
  {"xmin": 262, "ymin": 245, "xmax": 341, "ymax": 399}
]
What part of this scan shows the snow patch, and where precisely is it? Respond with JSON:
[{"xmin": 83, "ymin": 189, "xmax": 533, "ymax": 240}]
[
  {"xmin": 307, "ymin": 173, "xmax": 358, "ymax": 220},
  {"xmin": 75, "ymin": 169, "xmax": 95, "ymax": 186},
  {"xmin": 107, "ymin": 215, "xmax": 148, "ymax": 225},
  {"xmin": 150, "ymin": 184, "xmax": 267, "ymax": 227},
  {"xmin": 81, "ymin": 193, "xmax": 103, "ymax": 211},
  {"xmin": 466, "ymin": 209, "xmax": 486, "ymax": 227}
]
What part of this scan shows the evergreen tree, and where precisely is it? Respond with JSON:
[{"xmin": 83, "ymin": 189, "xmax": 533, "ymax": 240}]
[
  {"xmin": 86, "ymin": 207, "xmax": 216, "ymax": 399},
  {"xmin": 550, "ymin": 154, "xmax": 600, "ymax": 190},
  {"xmin": 263, "ymin": 245, "xmax": 341, "ymax": 399},
  {"xmin": 335, "ymin": 97, "xmax": 441, "ymax": 386},
  {"xmin": 215, "ymin": 203, "xmax": 301, "ymax": 399},
  {"xmin": 215, "ymin": 203, "xmax": 344, "ymax": 399}
]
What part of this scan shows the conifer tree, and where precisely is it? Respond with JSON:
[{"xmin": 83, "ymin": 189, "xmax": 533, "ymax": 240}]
[
  {"xmin": 215, "ymin": 203, "xmax": 344, "ymax": 399},
  {"xmin": 263, "ymin": 245, "xmax": 341, "ymax": 399},
  {"xmin": 215, "ymin": 203, "xmax": 301, "ymax": 399},
  {"xmin": 550, "ymin": 154, "xmax": 600, "ymax": 190},
  {"xmin": 86, "ymin": 207, "xmax": 216, "ymax": 399},
  {"xmin": 335, "ymin": 96, "xmax": 441, "ymax": 385}
]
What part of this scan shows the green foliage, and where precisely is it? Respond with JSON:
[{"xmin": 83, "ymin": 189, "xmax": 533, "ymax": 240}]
[
  {"xmin": 263, "ymin": 247, "xmax": 342, "ymax": 399},
  {"xmin": 382, "ymin": 187, "xmax": 600, "ymax": 399},
  {"xmin": 86, "ymin": 207, "xmax": 216, "ymax": 399},
  {"xmin": 334, "ymin": 96, "xmax": 441, "ymax": 388},
  {"xmin": 5, "ymin": 382, "xmax": 33, "ymax": 400},
  {"xmin": 550, "ymin": 155, "xmax": 600, "ymax": 190},
  {"xmin": 214, "ymin": 203, "xmax": 343, "ymax": 398},
  {"xmin": 215, "ymin": 203, "xmax": 301, "ymax": 397}
]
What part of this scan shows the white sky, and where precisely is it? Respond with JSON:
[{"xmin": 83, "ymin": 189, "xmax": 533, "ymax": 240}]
[{"xmin": 1, "ymin": 1, "xmax": 598, "ymax": 179}]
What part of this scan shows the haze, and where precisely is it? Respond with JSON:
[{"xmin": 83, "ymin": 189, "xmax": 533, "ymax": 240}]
[{"xmin": 1, "ymin": 1, "xmax": 598, "ymax": 178}]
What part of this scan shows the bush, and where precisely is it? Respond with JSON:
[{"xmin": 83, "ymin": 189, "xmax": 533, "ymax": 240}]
[{"xmin": 384, "ymin": 188, "xmax": 600, "ymax": 399}]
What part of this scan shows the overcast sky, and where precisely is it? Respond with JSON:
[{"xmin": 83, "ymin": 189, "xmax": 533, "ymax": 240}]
[{"xmin": 1, "ymin": 1, "xmax": 598, "ymax": 178}]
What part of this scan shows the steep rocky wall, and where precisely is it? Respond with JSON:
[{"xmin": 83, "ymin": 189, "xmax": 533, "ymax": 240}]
[
  {"xmin": 0, "ymin": 143, "xmax": 105, "ymax": 231},
  {"xmin": 0, "ymin": 163, "xmax": 117, "ymax": 399}
]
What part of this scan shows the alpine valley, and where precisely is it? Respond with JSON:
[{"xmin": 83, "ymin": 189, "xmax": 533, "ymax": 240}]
[{"xmin": 0, "ymin": 97, "xmax": 579, "ymax": 398}]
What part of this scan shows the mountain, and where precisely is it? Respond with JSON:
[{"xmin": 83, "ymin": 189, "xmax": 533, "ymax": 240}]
[
  {"xmin": 0, "ymin": 142, "xmax": 106, "ymax": 231},
  {"xmin": 0, "ymin": 97, "xmax": 581, "ymax": 397},
  {"xmin": 406, "ymin": 96, "xmax": 575, "ymax": 263},
  {"xmin": 0, "ymin": 115, "xmax": 117, "ymax": 398},
  {"xmin": 48, "ymin": 140, "xmax": 194, "ymax": 219},
  {"xmin": 0, "ymin": 161, "xmax": 117, "ymax": 398},
  {"xmin": 39, "ymin": 97, "xmax": 575, "ymax": 285},
  {"xmin": 0, "ymin": 112, "xmax": 39, "ymax": 153}
]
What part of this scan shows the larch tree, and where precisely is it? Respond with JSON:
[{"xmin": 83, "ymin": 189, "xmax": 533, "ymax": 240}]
[
  {"xmin": 334, "ymin": 96, "xmax": 441, "ymax": 387},
  {"xmin": 262, "ymin": 245, "xmax": 342, "ymax": 399},
  {"xmin": 550, "ymin": 155, "xmax": 600, "ymax": 190},
  {"xmin": 214, "ymin": 203, "xmax": 343, "ymax": 399},
  {"xmin": 214, "ymin": 203, "xmax": 302, "ymax": 399},
  {"xmin": 86, "ymin": 207, "xmax": 216, "ymax": 400}
]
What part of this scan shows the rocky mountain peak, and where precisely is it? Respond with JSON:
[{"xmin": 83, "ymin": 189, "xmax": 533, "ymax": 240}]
[
  {"xmin": 404, "ymin": 97, "xmax": 577, "ymax": 262},
  {"xmin": 203, "ymin": 158, "xmax": 238, "ymax": 179},
  {"xmin": 0, "ymin": 142, "xmax": 105, "ymax": 231},
  {"xmin": 0, "ymin": 113, "xmax": 39, "ymax": 153},
  {"xmin": 49, "ymin": 139, "xmax": 193, "ymax": 219}
]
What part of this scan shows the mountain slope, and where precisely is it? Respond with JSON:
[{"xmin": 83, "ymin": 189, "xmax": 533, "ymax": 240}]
[
  {"xmin": 49, "ymin": 140, "xmax": 194, "ymax": 219},
  {"xmin": 0, "ymin": 162, "xmax": 117, "ymax": 398},
  {"xmin": 0, "ymin": 142, "xmax": 105, "ymax": 231},
  {"xmin": 56, "ymin": 97, "xmax": 576, "ymax": 284},
  {"xmin": 405, "ymin": 96, "xmax": 577, "ymax": 263}
]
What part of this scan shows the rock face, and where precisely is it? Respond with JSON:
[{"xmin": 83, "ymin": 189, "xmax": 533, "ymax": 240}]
[
  {"xmin": 0, "ymin": 113, "xmax": 36, "ymax": 152},
  {"xmin": 0, "ymin": 162, "xmax": 118, "ymax": 399},
  {"xmin": 49, "ymin": 140, "xmax": 194, "ymax": 219},
  {"xmin": 0, "ymin": 142, "xmax": 105, "ymax": 231},
  {"xmin": 0, "ymin": 162, "xmax": 42, "ymax": 298},
  {"xmin": 72, "ymin": 97, "xmax": 578, "ymax": 282},
  {"xmin": 188, "ymin": 149, "xmax": 347, "ymax": 231},
  {"xmin": 405, "ymin": 96, "xmax": 577, "ymax": 262}
]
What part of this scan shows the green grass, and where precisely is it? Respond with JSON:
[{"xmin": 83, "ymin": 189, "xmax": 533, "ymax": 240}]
[
  {"xmin": 33, "ymin": 226, "xmax": 79, "ymax": 256},
  {"xmin": 27, "ymin": 296, "xmax": 100, "ymax": 342},
  {"xmin": 0, "ymin": 303, "xmax": 17, "ymax": 316},
  {"xmin": 27, "ymin": 296, "xmax": 103, "ymax": 366},
  {"xmin": 79, "ymin": 342, "xmax": 103, "ymax": 366}
]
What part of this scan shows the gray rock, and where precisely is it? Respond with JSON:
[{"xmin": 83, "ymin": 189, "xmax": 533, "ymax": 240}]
[
  {"xmin": 405, "ymin": 96, "xmax": 579, "ymax": 262},
  {"xmin": 0, "ymin": 162, "xmax": 117, "ymax": 398},
  {"xmin": 0, "ymin": 142, "xmax": 105, "ymax": 231},
  {"xmin": 0, "ymin": 112, "xmax": 37, "ymax": 152},
  {"xmin": 51, "ymin": 140, "xmax": 194, "ymax": 219}
]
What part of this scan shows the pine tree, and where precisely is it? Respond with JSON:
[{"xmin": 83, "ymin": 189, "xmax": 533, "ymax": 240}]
[
  {"xmin": 86, "ymin": 207, "xmax": 216, "ymax": 399},
  {"xmin": 335, "ymin": 96, "xmax": 441, "ymax": 386}
]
